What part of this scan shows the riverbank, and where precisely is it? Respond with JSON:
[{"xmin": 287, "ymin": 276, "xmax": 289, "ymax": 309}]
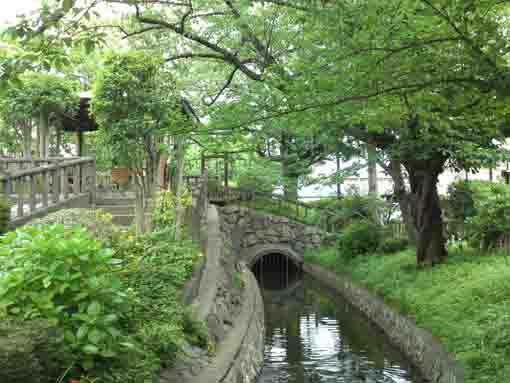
[{"xmin": 305, "ymin": 247, "xmax": 510, "ymax": 383}]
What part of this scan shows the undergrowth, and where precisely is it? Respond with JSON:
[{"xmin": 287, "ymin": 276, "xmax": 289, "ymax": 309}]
[{"xmin": 305, "ymin": 246, "xmax": 510, "ymax": 383}]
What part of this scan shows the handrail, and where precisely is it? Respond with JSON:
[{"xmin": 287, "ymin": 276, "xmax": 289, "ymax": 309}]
[
  {"xmin": 1, "ymin": 157, "xmax": 96, "ymax": 223},
  {"xmin": 0, "ymin": 157, "xmax": 95, "ymax": 180}
]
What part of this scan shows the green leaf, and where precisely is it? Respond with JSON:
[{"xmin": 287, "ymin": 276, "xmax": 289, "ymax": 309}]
[
  {"xmin": 77, "ymin": 325, "xmax": 89, "ymax": 340},
  {"xmin": 87, "ymin": 301, "xmax": 102, "ymax": 316},
  {"xmin": 63, "ymin": 0, "xmax": 75, "ymax": 12},
  {"xmin": 83, "ymin": 344, "xmax": 99, "ymax": 355},
  {"xmin": 88, "ymin": 328, "xmax": 104, "ymax": 344}
]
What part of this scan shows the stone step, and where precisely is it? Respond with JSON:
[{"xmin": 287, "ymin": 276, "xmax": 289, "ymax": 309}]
[
  {"xmin": 97, "ymin": 205, "xmax": 135, "ymax": 216},
  {"xmin": 112, "ymin": 214, "xmax": 152, "ymax": 226},
  {"xmin": 112, "ymin": 214, "xmax": 135, "ymax": 226},
  {"xmin": 96, "ymin": 198, "xmax": 135, "ymax": 206}
]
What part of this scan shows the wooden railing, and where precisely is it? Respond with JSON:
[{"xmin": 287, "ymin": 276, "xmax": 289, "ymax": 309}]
[
  {"xmin": 0, "ymin": 157, "xmax": 80, "ymax": 174},
  {"xmin": 0, "ymin": 157, "xmax": 96, "ymax": 224}
]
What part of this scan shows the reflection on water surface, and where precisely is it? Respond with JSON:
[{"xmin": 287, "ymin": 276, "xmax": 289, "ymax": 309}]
[{"xmin": 258, "ymin": 272, "xmax": 425, "ymax": 383}]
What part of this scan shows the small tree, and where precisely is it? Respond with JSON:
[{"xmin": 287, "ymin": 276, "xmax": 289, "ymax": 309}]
[
  {"xmin": 91, "ymin": 50, "xmax": 186, "ymax": 233},
  {"xmin": 0, "ymin": 72, "xmax": 78, "ymax": 159}
]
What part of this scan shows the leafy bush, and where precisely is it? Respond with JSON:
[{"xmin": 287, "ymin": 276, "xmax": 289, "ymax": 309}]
[
  {"xmin": 0, "ymin": 319, "xmax": 63, "ymax": 383},
  {"xmin": 152, "ymin": 189, "xmax": 192, "ymax": 231},
  {"xmin": 447, "ymin": 180, "xmax": 477, "ymax": 222},
  {"xmin": 100, "ymin": 228, "xmax": 204, "ymax": 383},
  {"xmin": 447, "ymin": 181, "xmax": 510, "ymax": 249},
  {"xmin": 0, "ymin": 196, "xmax": 10, "ymax": 235},
  {"xmin": 466, "ymin": 188, "xmax": 510, "ymax": 250},
  {"xmin": 30, "ymin": 208, "xmax": 122, "ymax": 248},
  {"xmin": 379, "ymin": 237, "xmax": 409, "ymax": 254},
  {"xmin": 336, "ymin": 220, "xmax": 382, "ymax": 257},
  {"xmin": 0, "ymin": 225, "xmax": 131, "ymax": 371},
  {"xmin": 310, "ymin": 193, "xmax": 388, "ymax": 230}
]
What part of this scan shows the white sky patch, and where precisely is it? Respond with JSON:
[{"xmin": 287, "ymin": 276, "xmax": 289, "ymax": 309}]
[{"xmin": 0, "ymin": 0, "xmax": 41, "ymax": 26}]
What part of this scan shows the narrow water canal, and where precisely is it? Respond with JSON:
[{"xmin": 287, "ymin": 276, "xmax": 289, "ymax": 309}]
[{"xmin": 253, "ymin": 257, "xmax": 425, "ymax": 383}]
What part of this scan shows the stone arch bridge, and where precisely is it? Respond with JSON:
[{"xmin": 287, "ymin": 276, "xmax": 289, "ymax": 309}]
[{"xmin": 217, "ymin": 205, "xmax": 327, "ymax": 270}]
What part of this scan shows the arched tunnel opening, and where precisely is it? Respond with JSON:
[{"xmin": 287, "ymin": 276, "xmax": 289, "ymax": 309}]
[{"xmin": 251, "ymin": 253, "xmax": 302, "ymax": 291}]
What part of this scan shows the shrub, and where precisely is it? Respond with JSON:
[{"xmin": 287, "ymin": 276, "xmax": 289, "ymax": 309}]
[
  {"xmin": 447, "ymin": 180, "xmax": 477, "ymax": 222},
  {"xmin": 0, "ymin": 196, "xmax": 10, "ymax": 235},
  {"xmin": 466, "ymin": 188, "xmax": 510, "ymax": 250},
  {"xmin": 152, "ymin": 189, "xmax": 192, "ymax": 231},
  {"xmin": 30, "ymin": 208, "xmax": 122, "ymax": 248},
  {"xmin": 447, "ymin": 181, "xmax": 510, "ymax": 249},
  {"xmin": 379, "ymin": 237, "xmax": 409, "ymax": 254},
  {"xmin": 0, "ymin": 319, "xmax": 63, "ymax": 383},
  {"xmin": 0, "ymin": 225, "xmax": 132, "ymax": 371},
  {"xmin": 336, "ymin": 220, "xmax": 382, "ymax": 257}
]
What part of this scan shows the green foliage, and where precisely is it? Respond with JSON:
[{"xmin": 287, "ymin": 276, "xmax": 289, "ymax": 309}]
[
  {"xmin": 0, "ymin": 225, "xmax": 131, "ymax": 371},
  {"xmin": 0, "ymin": 319, "xmax": 64, "ymax": 383},
  {"xmin": 447, "ymin": 180, "xmax": 477, "ymax": 222},
  {"xmin": 0, "ymin": 196, "xmax": 10, "ymax": 235},
  {"xmin": 447, "ymin": 181, "xmax": 510, "ymax": 249},
  {"xmin": 30, "ymin": 208, "xmax": 122, "ymax": 248},
  {"xmin": 306, "ymin": 246, "xmax": 510, "ymax": 383},
  {"xmin": 91, "ymin": 50, "xmax": 185, "ymax": 170},
  {"xmin": 152, "ymin": 189, "xmax": 192, "ymax": 232},
  {"xmin": 231, "ymin": 271, "xmax": 245, "ymax": 291},
  {"xmin": 336, "ymin": 220, "xmax": 382, "ymax": 258},
  {"xmin": 182, "ymin": 308, "xmax": 210, "ymax": 349},
  {"xmin": 466, "ymin": 187, "xmax": 510, "ymax": 250},
  {"xmin": 100, "ymin": 228, "xmax": 204, "ymax": 382},
  {"xmin": 378, "ymin": 237, "xmax": 409, "ymax": 254},
  {"xmin": 0, "ymin": 72, "xmax": 78, "ymax": 123}
]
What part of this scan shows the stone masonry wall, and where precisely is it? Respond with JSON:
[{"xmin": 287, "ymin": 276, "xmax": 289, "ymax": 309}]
[
  {"xmin": 218, "ymin": 205, "xmax": 325, "ymax": 256},
  {"xmin": 161, "ymin": 204, "xmax": 265, "ymax": 383}
]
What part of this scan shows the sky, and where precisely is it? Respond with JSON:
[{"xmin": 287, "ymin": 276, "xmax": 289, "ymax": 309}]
[{"xmin": 1, "ymin": 0, "xmax": 40, "ymax": 25}]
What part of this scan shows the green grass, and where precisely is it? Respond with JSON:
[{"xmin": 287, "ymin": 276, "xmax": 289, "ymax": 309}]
[{"xmin": 305, "ymin": 246, "xmax": 510, "ymax": 383}]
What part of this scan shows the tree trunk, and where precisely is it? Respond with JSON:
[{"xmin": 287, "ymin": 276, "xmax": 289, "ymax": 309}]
[
  {"xmin": 39, "ymin": 109, "xmax": 50, "ymax": 159},
  {"xmin": 21, "ymin": 122, "xmax": 32, "ymax": 160},
  {"xmin": 389, "ymin": 159, "xmax": 417, "ymax": 244},
  {"xmin": 406, "ymin": 160, "xmax": 447, "ymax": 265},
  {"xmin": 367, "ymin": 143, "xmax": 378, "ymax": 195},
  {"xmin": 174, "ymin": 137, "xmax": 186, "ymax": 241},
  {"xmin": 158, "ymin": 152, "xmax": 169, "ymax": 191},
  {"xmin": 55, "ymin": 126, "xmax": 62, "ymax": 157}
]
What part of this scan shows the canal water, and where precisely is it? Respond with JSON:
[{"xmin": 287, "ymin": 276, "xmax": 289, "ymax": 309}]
[{"xmin": 256, "ymin": 270, "xmax": 426, "ymax": 383}]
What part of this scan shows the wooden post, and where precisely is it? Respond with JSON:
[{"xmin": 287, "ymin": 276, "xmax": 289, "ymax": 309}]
[
  {"xmin": 61, "ymin": 167, "xmax": 69, "ymax": 200},
  {"xmin": 73, "ymin": 165, "xmax": 81, "ymax": 195},
  {"xmin": 29, "ymin": 175, "xmax": 36, "ymax": 213},
  {"xmin": 89, "ymin": 160, "xmax": 96, "ymax": 205},
  {"xmin": 17, "ymin": 180, "xmax": 24, "ymax": 217},
  {"xmin": 42, "ymin": 171, "xmax": 49, "ymax": 208},
  {"xmin": 52, "ymin": 169, "xmax": 60, "ymax": 204}
]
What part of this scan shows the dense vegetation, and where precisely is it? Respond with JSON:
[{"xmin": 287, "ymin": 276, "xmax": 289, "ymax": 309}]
[{"xmin": 0, "ymin": 205, "xmax": 204, "ymax": 382}]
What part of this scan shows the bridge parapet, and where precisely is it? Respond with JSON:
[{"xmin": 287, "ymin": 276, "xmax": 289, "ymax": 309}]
[{"xmin": 218, "ymin": 204, "xmax": 325, "ymax": 258}]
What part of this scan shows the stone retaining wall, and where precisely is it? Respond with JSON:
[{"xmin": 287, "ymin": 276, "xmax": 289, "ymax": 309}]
[{"xmin": 304, "ymin": 263, "xmax": 465, "ymax": 383}]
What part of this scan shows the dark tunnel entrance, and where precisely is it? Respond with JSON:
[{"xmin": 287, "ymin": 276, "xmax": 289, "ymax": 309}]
[{"xmin": 251, "ymin": 253, "xmax": 302, "ymax": 290}]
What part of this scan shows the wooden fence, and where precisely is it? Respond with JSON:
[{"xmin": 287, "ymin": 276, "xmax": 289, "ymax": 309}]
[{"xmin": 0, "ymin": 157, "xmax": 96, "ymax": 224}]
